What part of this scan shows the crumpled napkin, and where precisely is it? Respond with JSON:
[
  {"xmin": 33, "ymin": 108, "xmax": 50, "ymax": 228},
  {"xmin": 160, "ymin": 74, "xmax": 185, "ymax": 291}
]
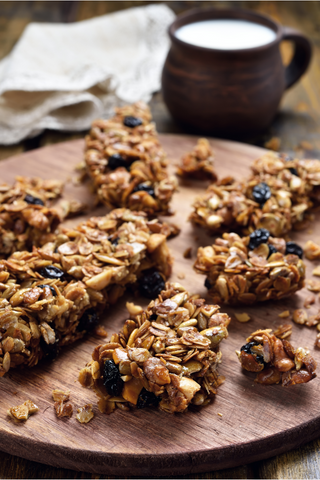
[{"xmin": 0, "ymin": 4, "xmax": 175, "ymax": 145}]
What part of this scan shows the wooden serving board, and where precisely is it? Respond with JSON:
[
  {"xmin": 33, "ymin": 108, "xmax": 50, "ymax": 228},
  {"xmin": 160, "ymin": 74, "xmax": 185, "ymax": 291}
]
[{"xmin": 0, "ymin": 134, "xmax": 320, "ymax": 477}]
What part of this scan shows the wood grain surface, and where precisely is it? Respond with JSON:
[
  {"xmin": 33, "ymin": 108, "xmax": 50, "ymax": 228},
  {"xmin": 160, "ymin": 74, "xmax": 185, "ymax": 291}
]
[{"xmin": 0, "ymin": 135, "xmax": 320, "ymax": 477}]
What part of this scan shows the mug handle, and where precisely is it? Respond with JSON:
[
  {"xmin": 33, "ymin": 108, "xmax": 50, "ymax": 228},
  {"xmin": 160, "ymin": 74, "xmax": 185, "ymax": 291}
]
[{"xmin": 282, "ymin": 26, "xmax": 312, "ymax": 90}]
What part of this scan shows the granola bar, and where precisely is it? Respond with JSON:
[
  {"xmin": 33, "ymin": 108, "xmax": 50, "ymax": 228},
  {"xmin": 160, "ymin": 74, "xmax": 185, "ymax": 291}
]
[
  {"xmin": 177, "ymin": 138, "xmax": 217, "ymax": 181},
  {"xmin": 236, "ymin": 328, "xmax": 317, "ymax": 386},
  {"xmin": 0, "ymin": 209, "xmax": 175, "ymax": 376},
  {"xmin": 191, "ymin": 151, "xmax": 320, "ymax": 236},
  {"xmin": 0, "ymin": 176, "xmax": 85, "ymax": 256},
  {"xmin": 78, "ymin": 282, "xmax": 230, "ymax": 414},
  {"xmin": 85, "ymin": 102, "xmax": 177, "ymax": 215},
  {"xmin": 194, "ymin": 230, "xmax": 305, "ymax": 305}
]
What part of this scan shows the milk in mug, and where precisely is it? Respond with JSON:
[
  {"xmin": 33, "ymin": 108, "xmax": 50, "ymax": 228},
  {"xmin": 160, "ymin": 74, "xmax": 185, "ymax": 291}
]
[{"xmin": 175, "ymin": 19, "xmax": 277, "ymax": 50}]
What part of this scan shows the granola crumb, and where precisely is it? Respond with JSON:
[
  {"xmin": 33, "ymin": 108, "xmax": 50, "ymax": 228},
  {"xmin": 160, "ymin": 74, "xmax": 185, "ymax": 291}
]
[
  {"xmin": 76, "ymin": 404, "xmax": 94, "ymax": 424},
  {"xmin": 94, "ymin": 325, "xmax": 108, "ymax": 338},
  {"xmin": 313, "ymin": 266, "xmax": 320, "ymax": 277},
  {"xmin": 183, "ymin": 247, "xmax": 192, "ymax": 259},
  {"xmin": 235, "ymin": 313, "xmax": 251, "ymax": 323},
  {"xmin": 278, "ymin": 310, "xmax": 290, "ymax": 318},
  {"xmin": 217, "ymin": 412, "xmax": 223, "ymax": 417},
  {"xmin": 304, "ymin": 294, "xmax": 316, "ymax": 309},
  {"xmin": 54, "ymin": 401, "xmax": 73, "ymax": 418},
  {"xmin": 8, "ymin": 400, "xmax": 39, "ymax": 421},
  {"xmin": 126, "ymin": 301, "xmax": 143, "ymax": 318},
  {"xmin": 177, "ymin": 272, "xmax": 185, "ymax": 280},
  {"xmin": 293, "ymin": 309, "xmax": 308, "ymax": 325},
  {"xmin": 264, "ymin": 137, "xmax": 281, "ymax": 151},
  {"xmin": 52, "ymin": 389, "xmax": 70, "ymax": 403},
  {"xmin": 307, "ymin": 279, "xmax": 320, "ymax": 292},
  {"xmin": 304, "ymin": 241, "xmax": 320, "ymax": 260}
]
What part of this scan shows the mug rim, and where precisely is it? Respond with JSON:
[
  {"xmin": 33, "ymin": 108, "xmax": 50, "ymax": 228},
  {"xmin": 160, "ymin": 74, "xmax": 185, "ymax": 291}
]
[{"xmin": 169, "ymin": 7, "xmax": 283, "ymax": 54}]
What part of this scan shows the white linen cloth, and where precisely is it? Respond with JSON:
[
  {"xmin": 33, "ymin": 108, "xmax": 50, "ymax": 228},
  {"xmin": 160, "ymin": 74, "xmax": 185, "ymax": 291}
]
[{"xmin": 0, "ymin": 4, "xmax": 175, "ymax": 144}]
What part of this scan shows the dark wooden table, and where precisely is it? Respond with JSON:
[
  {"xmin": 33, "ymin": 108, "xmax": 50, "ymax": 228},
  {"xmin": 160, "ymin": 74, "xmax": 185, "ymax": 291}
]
[{"xmin": 0, "ymin": 1, "xmax": 320, "ymax": 478}]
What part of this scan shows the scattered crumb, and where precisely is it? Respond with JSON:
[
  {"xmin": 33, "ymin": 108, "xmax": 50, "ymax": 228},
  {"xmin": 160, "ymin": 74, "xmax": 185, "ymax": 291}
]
[
  {"xmin": 264, "ymin": 136, "xmax": 281, "ymax": 151},
  {"xmin": 177, "ymin": 272, "xmax": 185, "ymax": 280},
  {"xmin": 273, "ymin": 324, "xmax": 292, "ymax": 339},
  {"xmin": 304, "ymin": 240, "xmax": 320, "ymax": 260},
  {"xmin": 298, "ymin": 140, "xmax": 313, "ymax": 150},
  {"xmin": 94, "ymin": 325, "xmax": 108, "ymax": 338},
  {"xmin": 183, "ymin": 247, "xmax": 192, "ymax": 259},
  {"xmin": 234, "ymin": 313, "xmax": 250, "ymax": 323},
  {"xmin": 8, "ymin": 400, "xmax": 39, "ymax": 422},
  {"xmin": 76, "ymin": 404, "xmax": 94, "ymax": 424},
  {"xmin": 307, "ymin": 279, "xmax": 320, "ymax": 292},
  {"xmin": 217, "ymin": 412, "xmax": 223, "ymax": 417},
  {"xmin": 306, "ymin": 314, "xmax": 320, "ymax": 327},
  {"xmin": 315, "ymin": 333, "xmax": 320, "ymax": 348},
  {"xmin": 304, "ymin": 294, "xmax": 316, "ymax": 309},
  {"xmin": 126, "ymin": 301, "xmax": 143, "ymax": 318},
  {"xmin": 54, "ymin": 402, "xmax": 73, "ymax": 418},
  {"xmin": 293, "ymin": 309, "xmax": 308, "ymax": 325},
  {"xmin": 278, "ymin": 310, "xmax": 290, "ymax": 318},
  {"xmin": 52, "ymin": 389, "xmax": 70, "ymax": 403},
  {"xmin": 312, "ymin": 266, "xmax": 320, "ymax": 277}
]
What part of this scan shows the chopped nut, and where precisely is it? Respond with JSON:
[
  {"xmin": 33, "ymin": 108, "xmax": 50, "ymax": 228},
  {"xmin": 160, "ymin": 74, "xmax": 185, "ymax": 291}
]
[
  {"xmin": 278, "ymin": 310, "xmax": 290, "ymax": 318},
  {"xmin": 76, "ymin": 404, "xmax": 94, "ymax": 424},
  {"xmin": 8, "ymin": 400, "xmax": 39, "ymax": 421},
  {"xmin": 235, "ymin": 313, "xmax": 251, "ymax": 323},
  {"xmin": 52, "ymin": 389, "xmax": 70, "ymax": 403},
  {"xmin": 293, "ymin": 309, "xmax": 308, "ymax": 325},
  {"xmin": 54, "ymin": 402, "xmax": 73, "ymax": 418},
  {"xmin": 94, "ymin": 325, "xmax": 108, "ymax": 338}
]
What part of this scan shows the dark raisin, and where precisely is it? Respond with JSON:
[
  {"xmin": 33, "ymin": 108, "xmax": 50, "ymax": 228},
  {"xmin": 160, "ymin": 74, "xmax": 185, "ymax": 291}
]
[
  {"xmin": 39, "ymin": 266, "xmax": 64, "ymax": 279},
  {"xmin": 103, "ymin": 359, "xmax": 124, "ymax": 396},
  {"xmin": 285, "ymin": 241, "xmax": 303, "ymax": 258},
  {"xmin": 248, "ymin": 228, "xmax": 270, "ymax": 250},
  {"xmin": 123, "ymin": 116, "xmax": 143, "ymax": 128},
  {"xmin": 38, "ymin": 284, "xmax": 56, "ymax": 296},
  {"xmin": 252, "ymin": 182, "xmax": 271, "ymax": 205},
  {"xmin": 288, "ymin": 167, "xmax": 299, "ymax": 176},
  {"xmin": 240, "ymin": 341, "xmax": 257, "ymax": 354},
  {"xmin": 204, "ymin": 278, "xmax": 212, "ymax": 289},
  {"xmin": 108, "ymin": 235, "xmax": 119, "ymax": 246},
  {"xmin": 149, "ymin": 313, "xmax": 157, "ymax": 321},
  {"xmin": 77, "ymin": 308, "xmax": 99, "ymax": 333},
  {"xmin": 40, "ymin": 338, "xmax": 60, "ymax": 361},
  {"xmin": 24, "ymin": 194, "xmax": 44, "ymax": 206},
  {"xmin": 267, "ymin": 245, "xmax": 278, "ymax": 258},
  {"xmin": 139, "ymin": 271, "xmax": 165, "ymax": 299},
  {"xmin": 132, "ymin": 183, "xmax": 155, "ymax": 197},
  {"xmin": 108, "ymin": 153, "xmax": 128, "ymax": 170},
  {"xmin": 255, "ymin": 354, "xmax": 266, "ymax": 366},
  {"xmin": 137, "ymin": 388, "xmax": 160, "ymax": 409}
]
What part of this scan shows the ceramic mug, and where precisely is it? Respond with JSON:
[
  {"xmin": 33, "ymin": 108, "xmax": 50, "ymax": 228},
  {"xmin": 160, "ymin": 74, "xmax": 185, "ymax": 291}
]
[{"xmin": 161, "ymin": 8, "xmax": 312, "ymax": 136}]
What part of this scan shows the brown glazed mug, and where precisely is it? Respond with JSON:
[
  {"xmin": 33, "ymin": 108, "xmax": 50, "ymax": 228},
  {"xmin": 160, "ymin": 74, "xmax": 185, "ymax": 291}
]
[{"xmin": 161, "ymin": 8, "xmax": 312, "ymax": 136}]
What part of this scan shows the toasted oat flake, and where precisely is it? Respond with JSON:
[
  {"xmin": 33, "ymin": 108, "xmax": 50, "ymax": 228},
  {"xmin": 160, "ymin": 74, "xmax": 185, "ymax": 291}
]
[
  {"xmin": 76, "ymin": 404, "xmax": 94, "ymax": 424},
  {"xmin": 235, "ymin": 313, "xmax": 251, "ymax": 323},
  {"xmin": 278, "ymin": 310, "xmax": 290, "ymax": 318},
  {"xmin": 8, "ymin": 400, "xmax": 39, "ymax": 421}
]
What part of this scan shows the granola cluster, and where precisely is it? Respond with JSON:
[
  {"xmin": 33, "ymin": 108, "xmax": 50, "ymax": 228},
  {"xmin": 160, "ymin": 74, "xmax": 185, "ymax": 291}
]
[
  {"xmin": 177, "ymin": 138, "xmax": 217, "ymax": 181},
  {"xmin": 236, "ymin": 328, "xmax": 317, "ymax": 386},
  {"xmin": 0, "ymin": 209, "xmax": 174, "ymax": 376},
  {"xmin": 194, "ymin": 230, "xmax": 305, "ymax": 305},
  {"xmin": 191, "ymin": 151, "xmax": 320, "ymax": 236},
  {"xmin": 85, "ymin": 102, "xmax": 177, "ymax": 215},
  {"xmin": 78, "ymin": 283, "xmax": 230, "ymax": 414}
]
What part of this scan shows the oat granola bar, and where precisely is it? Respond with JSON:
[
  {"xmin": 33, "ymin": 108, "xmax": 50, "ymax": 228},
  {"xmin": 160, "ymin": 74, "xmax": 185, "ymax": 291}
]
[
  {"xmin": 0, "ymin": 209, "xmax": 175, "ymax": 376},
  {"xmin": 78, "ymin": 282, "xmax": 230, "ymax": 414},
  {"xmin": 177, "ymin": 138, "xmax": 217, "ymax": 181},
  {"xmin": 85, "ymin": 102, "xmax": 177, "ymax": 215},
  {"xmin": 236, "ymin": 328, "xmax": 317, "ymax": 386},
  {"xmin": 194, "ymin": 229, "xmax": 305, "ymax": 305},
  {"xmin": 0, "ymin": 176, "xmax": 85, "ymax": 256},
  {"xmin": 191, "ymin": 151, "xmax": 320, "ymax": 236}
]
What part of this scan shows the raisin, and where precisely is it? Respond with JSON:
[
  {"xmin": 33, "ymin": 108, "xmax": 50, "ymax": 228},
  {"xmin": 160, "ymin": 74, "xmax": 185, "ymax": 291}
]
[
  {"xmin": 204, "ymin": 278, "xmax": 212, "ymax": 289},
  {"xmin": 103, "ymin": 360, "xmax": 124, "ymax": 396},
  {"xmin": 77, "ymin": 308, "xmax": 99, "ymax": 332},
  {"xmin": 38, "ymin": 284, "xmax": 56, "ymax": 296},
  {"xmin": 40, "ymin": 338, "xmax": 60, "ymax": 361},
  {"xmin": 108, "ymin": 153, "xmax": 128, "ymax": 170},
  {"xmin": 288, "ymin": 167, "xmax": 299, "ymax": 176},
  {"xmin": 139, "ymin": 271, "xmax": 165, "ymax": 299},
  {"xmin": 240, "ymin": 341, "xmax": 257, "ymax": 354},
  {"xmin": 248, "ymin": 228, "xmax": 270, "ymax": 250},
  {"xmin": 149, "ymin": 313, "xmax": 157, "ymax": 321},
  {"xmin": 252, "ymin": 182, "xmax": 271, "ymax": 205},
  {"xmin": 24, "ymin": 194, "xmax": 44, "ymax": 206},
  {"xmin": 108, "ymin": 235, "xmax": 119, "ymax": 246},
  {"xmin": 285, "ymin": 241, "xmax": 303, "ymax": 258},
  {"xmin": 137, "ymin": 388, "xmax": 160, "ymax": 409},
  {"xmin": 267, "ymin": 245, "xmax": 278, "ymax": 257},
  {"xmin": 39, "ymin": 266, "xmax": 64, "ymax": 279},
  {"xmin": 132, "ymin": 183, "xmax": 155, "ymax": 197},
  {"xmin": 123, "ymin": 116, "xmax": 143, "ymax": 128}
]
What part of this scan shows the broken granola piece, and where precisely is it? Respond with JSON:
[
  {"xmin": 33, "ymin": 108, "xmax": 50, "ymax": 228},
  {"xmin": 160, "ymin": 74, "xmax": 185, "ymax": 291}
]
[
  {"xmin": 235, "ymin": 313, "xmax": 251, "ymax": 323},
  {"xmin": 236, "ymin": 328, "xmax": 317, "ymax": 386},
  {"xmin": 76, "ymin": 404, "xmax": 94, "ymax": 423},
  {"xmin": 278, "ymin": 310, "xmax": 290, "ymax": 318},
  {"xmin": 304, "ymin": 240, "xmax": 320, "ymax": 260},
  {"xmin": 194, "ymin": 230, "xmax": 305, "ymax": 305},
  {"xmin": 312, "ymin": 266, "xmax": 320, "ymax": 277},
  {"xmin": 190, "ymin": 151, "xmax": 320, "ymax": 236},
  {"xmin": 8, "ymin": 400, "xmax": 39, "ymax": 421},
  {"xmin": 85, "ymin": 102, "xmax": 177, "ymax": 215},
  {"xmin": 0, "ymin": 209, "xmax": 174, "ymax": 375},
  {"xmin": 54, "ymin": 401, "xmax": 73, "ymax": 418},
  {"xmin": 177, "ymin": 139, "xmax": 217, "ymax": 181},
  {"xmin": 307, "ymin": 279, "xmax": 320, "ymax": 292},
  {"xmin": 52, "ymin": 389, "xmax": 70, "ymax": 403},
  {"xmin": 78, "ymin": 283, "xmax": 230, "ymax": 414}
]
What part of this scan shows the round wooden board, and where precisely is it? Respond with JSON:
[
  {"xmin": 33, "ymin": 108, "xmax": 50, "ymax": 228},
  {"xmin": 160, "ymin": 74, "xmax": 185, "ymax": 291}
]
[{"xmin": 0, "ymin": 134, "xmax": 320, "ymax": 477}]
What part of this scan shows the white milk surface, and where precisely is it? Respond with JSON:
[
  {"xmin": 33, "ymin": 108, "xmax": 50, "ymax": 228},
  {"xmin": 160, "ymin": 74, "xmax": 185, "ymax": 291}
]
[{"xmin": 175, "ymin": 19, "xmax": 277, "ymax": 50}]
